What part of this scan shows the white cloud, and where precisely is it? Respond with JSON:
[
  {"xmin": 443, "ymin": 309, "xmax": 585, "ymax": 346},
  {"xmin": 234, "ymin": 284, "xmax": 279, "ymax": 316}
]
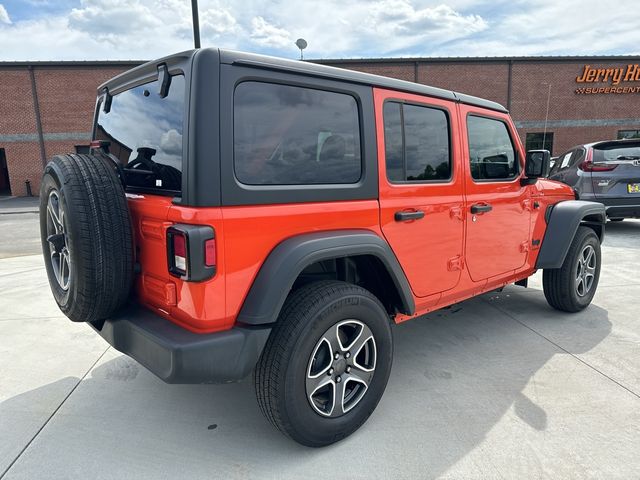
[
  {"xmin": 160, "ymin": 128, "xmax": 182, "ymax": 156},
  {"xmin": 358, "ymin": 1, "xmax": 487, "ymax": 54},
  {"xmin": 0, "ymin": 4, "xmax": 11, "ymax": 24},
  {"xmin": 201, "ymin": 6, "xmax": 239, "ymax": 37},
  {"xmin": 250, "ymin": 16, "xmax": 291, "ymax": 48},
  {"xmin": 69, "ymin": 0, "xmax": 163, "ymax": 41},
  {"xmin": 369, "ymin": 1, "xmax": 487, "ymax": 36}
]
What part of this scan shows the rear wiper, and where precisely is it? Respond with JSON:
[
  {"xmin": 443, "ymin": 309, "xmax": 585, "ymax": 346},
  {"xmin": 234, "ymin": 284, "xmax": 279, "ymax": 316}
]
[{"xmin": 616, "ymin": 155, "xmax": 640, "ymax": 160}]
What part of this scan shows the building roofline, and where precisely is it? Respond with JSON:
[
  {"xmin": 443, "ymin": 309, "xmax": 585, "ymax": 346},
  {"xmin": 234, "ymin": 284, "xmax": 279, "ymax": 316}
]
[
  {"xmin": 312, "ymin": 55, "xmax": 640, "ymax": 64},
  {"xmin": 0, "ymin": 54, "xmax": 640, "ymax": 67},
  {"xmin": 0, "ymin": 60, "xmax": 144, "ymax": 67},
  {"xmin": 1, "ymin": 54, "xmax": 640, "ymax": 67}
]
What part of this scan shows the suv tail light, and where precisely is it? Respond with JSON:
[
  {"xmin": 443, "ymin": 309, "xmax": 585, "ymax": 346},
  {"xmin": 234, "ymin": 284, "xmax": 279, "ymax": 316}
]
[
  {"xmin": 579, "ymin": 149, "xmax": 618, "ymax": 172},
  {"xmin": 167, "ymin": 225, "xmax": 216, "ymax": 282},
  {"xmin": 171, "ymin": 231, "xmax": 187, "ymax": 272},
  {"xmin": 89, "ymin": 140, "xmax": 110, "ymax": 152}
]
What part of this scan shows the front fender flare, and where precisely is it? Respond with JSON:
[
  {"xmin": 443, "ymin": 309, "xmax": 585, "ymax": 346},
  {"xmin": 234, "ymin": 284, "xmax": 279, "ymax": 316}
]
[
  {"xmin": 536, "ymin": 200, "xmax": 605, "ymax": 269},
  {"xmin": 236, "ymin": 230, "xmax": 415, "ymax": 326}
]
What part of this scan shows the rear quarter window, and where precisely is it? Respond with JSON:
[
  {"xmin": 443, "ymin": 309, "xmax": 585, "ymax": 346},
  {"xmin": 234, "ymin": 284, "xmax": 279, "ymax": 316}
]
[{"xmin": 233, "ymin": 82, "xmax": 362, "ymax": 185}]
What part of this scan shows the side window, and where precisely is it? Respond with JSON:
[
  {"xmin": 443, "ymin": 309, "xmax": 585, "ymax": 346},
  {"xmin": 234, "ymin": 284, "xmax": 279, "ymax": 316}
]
[
  {"xmin": 557, "ymin": 150, "xmax": 574, "ymax": 172},
  {"xmin": 383, "ymin": 101, "xmax": 451, "ymax": 182},
  {"xmin": 549, "ymin": 151, "xmax": 568, "ymax": 176},
  {"xmin": 571, "ymin": 147, "xmax": 585, "ymax": 166},
  {"xmin": 234, "ymin": 82, "xmax": 361, "ymax": 185},
  {"xmin": 467, "ymin": 115, "xmax": 518, "ymax": 181}
]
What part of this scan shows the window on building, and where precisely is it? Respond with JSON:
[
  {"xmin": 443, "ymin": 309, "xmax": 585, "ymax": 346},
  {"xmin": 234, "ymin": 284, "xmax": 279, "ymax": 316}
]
[
  {"xmin": 467, "ymin": 115, "xmax": 518, "ymax": 181},
  {"xmin": 525, "ymin": 132, "xmax": 554, "ymax": 155},
  {"xmin": 383, "ymin": 101, "xmax": 451, "ymax": 182},
  {"xmin": 618, "ymin": 129, "xmax": 640, "ymax": 139},
  {"xmin": 0, "ymin": 149, "xmax": 10, "ymax": 195},
  {"xmin": 234, "ymin": 82, "xmax": 362, "ymax": 185}
]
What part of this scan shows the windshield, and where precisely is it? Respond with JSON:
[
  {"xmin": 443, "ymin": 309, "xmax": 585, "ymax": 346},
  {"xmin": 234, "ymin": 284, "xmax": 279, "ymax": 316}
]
[
  {"xmin": 94, "ymin": 74, "xmax": 185, "ymax": 194},
  {"xmin": 593, "ymin": 142, "xmax": 640, "ymax": 163}
]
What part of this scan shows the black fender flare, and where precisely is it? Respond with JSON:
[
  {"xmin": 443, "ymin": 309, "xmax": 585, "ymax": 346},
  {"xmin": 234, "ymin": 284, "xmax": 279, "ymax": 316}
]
[
  {"xmin": 536, "ymin": 200, "xmax": 606, "ymax": 269},
  {"xmin": 236, "ymin": 230, "xmax": 415, "ymax": 325}
]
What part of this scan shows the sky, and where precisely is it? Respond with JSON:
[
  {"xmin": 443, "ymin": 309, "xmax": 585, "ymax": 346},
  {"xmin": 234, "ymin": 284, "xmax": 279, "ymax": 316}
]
[{"xmin": 0, "ymin": 0, "xmax": 639, "ymax": 61}]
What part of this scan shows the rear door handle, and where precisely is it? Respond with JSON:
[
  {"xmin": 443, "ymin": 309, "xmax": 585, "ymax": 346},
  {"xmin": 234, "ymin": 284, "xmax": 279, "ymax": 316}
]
[
  {"xmin": 394, "ymin": 210, "xmax": 425, "ymax": 222},
  {"xmin": 470, "ymin": 203, "xmax": 493, "ymax": 214}
]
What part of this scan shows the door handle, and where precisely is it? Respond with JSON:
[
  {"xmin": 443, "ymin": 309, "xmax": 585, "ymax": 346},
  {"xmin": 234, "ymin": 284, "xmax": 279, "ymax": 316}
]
[
  {"xmin": 394, "ymin": 210, "xmax": 425, "ymax": 222},
  {"xmin": 470, "ymin": 203, "xmax": 493, "ymax": 214}
]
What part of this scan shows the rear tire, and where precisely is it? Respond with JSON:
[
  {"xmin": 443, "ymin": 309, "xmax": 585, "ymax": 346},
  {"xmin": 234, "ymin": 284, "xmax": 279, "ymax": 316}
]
[
  {"xmin": 542, "ymin": 226, "xmax": 601, "ymax": 313},
  {"xmin": 254, "ymin": 280, "xmax": 393, "ymax": 447},
  {"xmin": 40, "ymin": 154, "xmax": 134, "ymax": 322}
]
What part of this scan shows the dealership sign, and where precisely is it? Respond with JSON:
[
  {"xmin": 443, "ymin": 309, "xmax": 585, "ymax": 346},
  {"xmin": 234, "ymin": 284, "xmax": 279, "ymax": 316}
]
[{"xmin": 575, "ymin": 64, "xmax": 640, "ymax": 95}]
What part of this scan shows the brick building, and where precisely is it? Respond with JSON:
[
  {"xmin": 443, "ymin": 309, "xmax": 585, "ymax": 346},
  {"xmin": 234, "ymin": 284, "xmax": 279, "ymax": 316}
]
[{"xmin": 1, "ymin": 55, "xmax": 640, "ymax": 196}]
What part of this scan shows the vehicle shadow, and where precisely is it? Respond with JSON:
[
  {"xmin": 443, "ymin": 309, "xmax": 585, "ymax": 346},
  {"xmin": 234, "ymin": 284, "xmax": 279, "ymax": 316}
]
[{"xmin": 0, "ymin": 293, "xmax": 612, "ymax": 479}]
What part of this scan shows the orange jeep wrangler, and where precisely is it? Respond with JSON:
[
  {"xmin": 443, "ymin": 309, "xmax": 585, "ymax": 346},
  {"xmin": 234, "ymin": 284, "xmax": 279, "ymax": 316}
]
[{"xmin": 40, "ymin": 48, "xmax": 606, "ymax": 447}]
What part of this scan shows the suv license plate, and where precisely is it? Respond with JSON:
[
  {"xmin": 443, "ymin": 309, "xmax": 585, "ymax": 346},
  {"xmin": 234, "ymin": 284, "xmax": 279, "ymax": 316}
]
[{"xmin": 628, "ymin": 183, "xmax": 640, "ymax": 193}]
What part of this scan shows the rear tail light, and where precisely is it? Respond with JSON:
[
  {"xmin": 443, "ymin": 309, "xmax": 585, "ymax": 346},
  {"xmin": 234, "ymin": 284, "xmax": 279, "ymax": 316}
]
[
  {"xmin": 171, "ymin": 231, "xmax": 187, "ymax": 272},
  {"xmin": 167, "ymin": 225, "xmax": 215, "ymax": 281},
  {"xmin": 89, "ymin": 140, "xmax": 110, "ymax": 152},
  {"xmin": 579, "ymin": 149, "xmax": 618, "ymax": 172}
]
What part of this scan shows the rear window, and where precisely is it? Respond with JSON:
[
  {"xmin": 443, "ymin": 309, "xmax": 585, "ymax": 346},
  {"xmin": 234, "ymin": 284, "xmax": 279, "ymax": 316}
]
[
  {"xmin": 383, "ymin": 101, "xmax": 451, "ymax": 182},
  {"xmin": 94, "ymin": 74, "xmax": 185, "ymax": 194},
  {"xmin": 593, "ymin": 142, "xmax": 640, "ymax": 162},
  {"xmin": 233, "ymin": 82, "xmax": 362, "ymax": 185}
]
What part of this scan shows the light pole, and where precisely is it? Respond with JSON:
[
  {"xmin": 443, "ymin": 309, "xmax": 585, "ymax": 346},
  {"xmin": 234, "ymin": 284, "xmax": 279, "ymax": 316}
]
[
  {"xmin": 542, "ymin": 82, "xmax": 552, "ymax": 150},
  {"xmin": 191, "ymin": 0, "xmax": 201, "ymax": 49}
]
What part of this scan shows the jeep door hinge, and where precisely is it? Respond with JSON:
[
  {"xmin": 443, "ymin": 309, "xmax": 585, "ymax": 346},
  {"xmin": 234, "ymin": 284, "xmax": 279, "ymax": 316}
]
[
  {"xmin": 519, "ymin": 241, "xmax": 530, "ymax": 253},
  {"xmin": 447, "ymin": 255, "xmax": 464, "ymax": 271}
]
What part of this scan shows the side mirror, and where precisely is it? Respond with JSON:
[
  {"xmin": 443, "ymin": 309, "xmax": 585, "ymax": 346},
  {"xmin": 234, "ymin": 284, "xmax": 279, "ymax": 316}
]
[{"xmin": 522, "ymin": 149, "xmax": 551, "ymax": 185}]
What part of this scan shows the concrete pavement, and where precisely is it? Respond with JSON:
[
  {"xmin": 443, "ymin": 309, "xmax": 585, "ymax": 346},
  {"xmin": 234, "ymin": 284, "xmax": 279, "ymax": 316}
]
[
  {"xmin": 0, "ymin": 197, "xmax": 39, "ymax": 215},
  {"xmin": 1, "ymin": 220, "xmax": 639, "ymax": 479},
  {"xmin": 0, "ymin": 197, "xmax": 41, "ymax": 259}
]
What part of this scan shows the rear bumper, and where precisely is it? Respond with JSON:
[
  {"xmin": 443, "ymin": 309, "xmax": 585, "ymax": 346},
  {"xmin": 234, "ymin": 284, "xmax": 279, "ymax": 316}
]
[
  {"xmin": 89, "ymin": 305, "xmax": 271, "ymax": 384},
  {"xmin": 594, "ymin": 197, "xmax": 640, "ymax": 218}
]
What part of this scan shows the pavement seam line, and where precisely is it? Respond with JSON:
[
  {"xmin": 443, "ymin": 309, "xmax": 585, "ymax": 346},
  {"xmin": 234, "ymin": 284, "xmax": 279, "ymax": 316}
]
[
  {"xmin": 0, "ymin": 346, "xmax": 111, "ymax": 479},
  {"xmin": 0, "ymin": 212, "xmax": 39, "ymax": 216},
  {"xmin": 484, "ymin": 297, "xmax": 640, "ymax": 401},
  {"xmin": 0, "ymin": 267, "xmax": 45, "ymax": 278}
]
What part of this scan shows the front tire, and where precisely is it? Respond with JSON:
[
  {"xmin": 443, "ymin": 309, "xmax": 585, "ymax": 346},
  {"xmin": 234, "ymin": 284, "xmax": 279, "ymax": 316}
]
[
  {"xmin": 543, "ymin": 226, "xmax": 601, "ymax": 312},
  {"xmin": 254, "ymin": 281, "xmax": 393, "ymax": 447}
]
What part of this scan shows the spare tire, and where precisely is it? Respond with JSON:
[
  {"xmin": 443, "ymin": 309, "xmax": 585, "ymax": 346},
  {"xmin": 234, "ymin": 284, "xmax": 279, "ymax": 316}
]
[{"xmin": 40, "ymin": 154, "xmax": 134, "ymax": 322}]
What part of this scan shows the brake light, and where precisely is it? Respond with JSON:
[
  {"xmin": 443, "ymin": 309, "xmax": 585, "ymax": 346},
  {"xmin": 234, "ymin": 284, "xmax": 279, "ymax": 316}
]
[
  {"xmin": 579, "ymin": 149, "xmax": 618, "ymax": 172},
  {"xmin": 172, "ymin": 232, "xmax": 187, "ymax": 272},
  {"xmin": 90, "ymin": 140, "xmax": 110, "ymax": 151},
  {"xmin": 166, "ymin": 225, "xmax": 215, "ymax": 281}
]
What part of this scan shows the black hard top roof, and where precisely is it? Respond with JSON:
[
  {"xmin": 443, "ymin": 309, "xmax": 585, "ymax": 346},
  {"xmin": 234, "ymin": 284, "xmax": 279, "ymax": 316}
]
[
  {"xmin": 97, "ymin": 48, "xmax": 507, "ymax": 113},
  {"xmin": 220, "ymin": 48, "xmax": 507, "ymax": 113}
]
